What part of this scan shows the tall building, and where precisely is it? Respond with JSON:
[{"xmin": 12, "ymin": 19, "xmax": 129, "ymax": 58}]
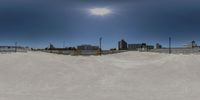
[{"xmin": 118, "ymin": 39, "xmax": 127, "ymax": 50}]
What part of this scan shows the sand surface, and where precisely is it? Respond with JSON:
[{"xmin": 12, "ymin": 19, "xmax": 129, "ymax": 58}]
[{"xmin": 0, "ymin": 51, "xmax": 200, "ymax": 100}]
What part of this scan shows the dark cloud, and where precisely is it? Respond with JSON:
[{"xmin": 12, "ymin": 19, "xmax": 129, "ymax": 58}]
[
  {"xmin": 0, "ymin": 0, "xmax": 200, "ymax": 48},
  {"xmin": 119, "ymin": 0, "xmax": 200, "ymax": 41},
  {"xmin": 0, "ymin": 0, "xmax": 68, "ymax": 39}
]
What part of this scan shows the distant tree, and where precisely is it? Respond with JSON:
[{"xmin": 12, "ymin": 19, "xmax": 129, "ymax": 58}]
[{"xmin": 110, "ymin": 48, "xmax": 116, "ymax": 51}]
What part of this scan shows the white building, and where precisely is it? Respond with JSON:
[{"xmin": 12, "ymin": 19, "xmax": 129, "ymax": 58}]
[
  {"xmin": 0, "ymin": 46, "xmax": 29, "ymax": 52},
  {"xmin": 184, "ymin": 41, "xmax": 198, "ymax": 48},
  {"xmin": 77, "ymin": 45, "xmax": 99, "ymax": 50}
]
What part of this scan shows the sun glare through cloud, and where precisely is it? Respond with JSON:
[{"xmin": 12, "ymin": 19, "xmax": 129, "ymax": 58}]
[{"xmin": 89, "ymin": 8, "xmax": 111, "ymax": 16}]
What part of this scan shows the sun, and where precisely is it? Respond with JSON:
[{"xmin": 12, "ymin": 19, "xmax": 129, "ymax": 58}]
[{"xmin": 89, "ymin": 8, "xmax": 111, "ymax": 16}]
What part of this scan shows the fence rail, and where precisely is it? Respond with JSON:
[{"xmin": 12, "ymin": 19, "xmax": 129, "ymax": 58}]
[{"xmin": 43, "ymin": 50, "xmax": 127, "ymax": 56}]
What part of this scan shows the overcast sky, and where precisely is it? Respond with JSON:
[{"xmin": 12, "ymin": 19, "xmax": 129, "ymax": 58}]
[{"xmin": 0, "ymin": 0, "xmax": 200, "ymax": 49}]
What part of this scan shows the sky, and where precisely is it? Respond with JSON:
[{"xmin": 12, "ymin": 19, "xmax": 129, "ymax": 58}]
[{"xmin": 0, "ymin": 0, "xmax": 200, "ymax": 49}]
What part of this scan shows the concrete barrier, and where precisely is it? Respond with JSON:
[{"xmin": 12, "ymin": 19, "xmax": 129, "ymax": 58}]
[
  {"xmin": 150, "ymin": 48, "xmax": 200, "ymax": 54},
  {"xmin": 43, "ymin": 50, "xmax": 127, "ymax": 56}
]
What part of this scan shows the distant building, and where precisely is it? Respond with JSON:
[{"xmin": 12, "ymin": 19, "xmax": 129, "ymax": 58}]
[
  {"xmin": 118, "ymin": 39, "xmax": 127, "ymax": 50},
  {"xmin": 156, "ymin": 43, "xmax": 162, "ymax": 49},
  {"xmin": 184, "ymin": 40, "xmax": 198, "ymax": 48},
  {"xmin": 47, "ymin": 43, "xmax": 55, "ymax": 50},
  {"xmin": 192, "ymin": 40, "xmax": 197, "ymax": 48},
  {"xmin": 128, "ymin": 43, "xmax": 144, "ymax": 50},
  {"xmin": 146, "ymin": 45, "xmax": 154, "ymax": 50},
  {"xmin": 77, "ymin": 44, "xmax": 99, "ymax": 50},
  {"xmin": 128, "ymin": 43, "xmax": 154, "ymax": 51},
  {"xmin": 0, "ymin": 46, "xmax": 29, "ymax": 52}
]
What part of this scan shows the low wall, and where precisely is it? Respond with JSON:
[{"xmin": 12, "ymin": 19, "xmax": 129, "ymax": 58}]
[
  {"xmin": 43, "ymin": 50, "xmax": 127, "ymax": 55},
  {"xmin": 150, "ymin": 48, "xmax": 200, "ymax": 54},
  {"xmin": 44, "ymin": 50, "xmax": 74, "ymax": 55}
]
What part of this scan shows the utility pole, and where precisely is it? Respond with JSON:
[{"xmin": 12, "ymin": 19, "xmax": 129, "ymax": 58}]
[
  {"xmin": 63, "ymin": 41, "xmax": 65, "ymax": 48},
  {"xmin": 169, "ymin": 37, "xmax": 171, "ymax": 54},
  {"xmin": 15, "ymin": 42, "xmax": 17, "ymax": 52},
  {"xmin": 99, "ymin": 37, "xmax": 102, "ymax": 56}
]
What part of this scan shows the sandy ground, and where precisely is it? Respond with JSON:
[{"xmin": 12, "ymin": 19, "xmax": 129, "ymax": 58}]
[{"xmin": 0, "ymin": 51, "xmax": 200, "ymax": 100}]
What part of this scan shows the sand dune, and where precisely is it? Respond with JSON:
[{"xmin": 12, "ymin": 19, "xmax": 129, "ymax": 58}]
[{"xmin": 0, "ymin": 51, "xmax": 200, "ymax": 100}]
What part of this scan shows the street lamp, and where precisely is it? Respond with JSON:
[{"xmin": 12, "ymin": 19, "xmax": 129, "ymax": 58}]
[{"xmin": 99, "ymin": 37, "xmax": 102, "ymax": 55}]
